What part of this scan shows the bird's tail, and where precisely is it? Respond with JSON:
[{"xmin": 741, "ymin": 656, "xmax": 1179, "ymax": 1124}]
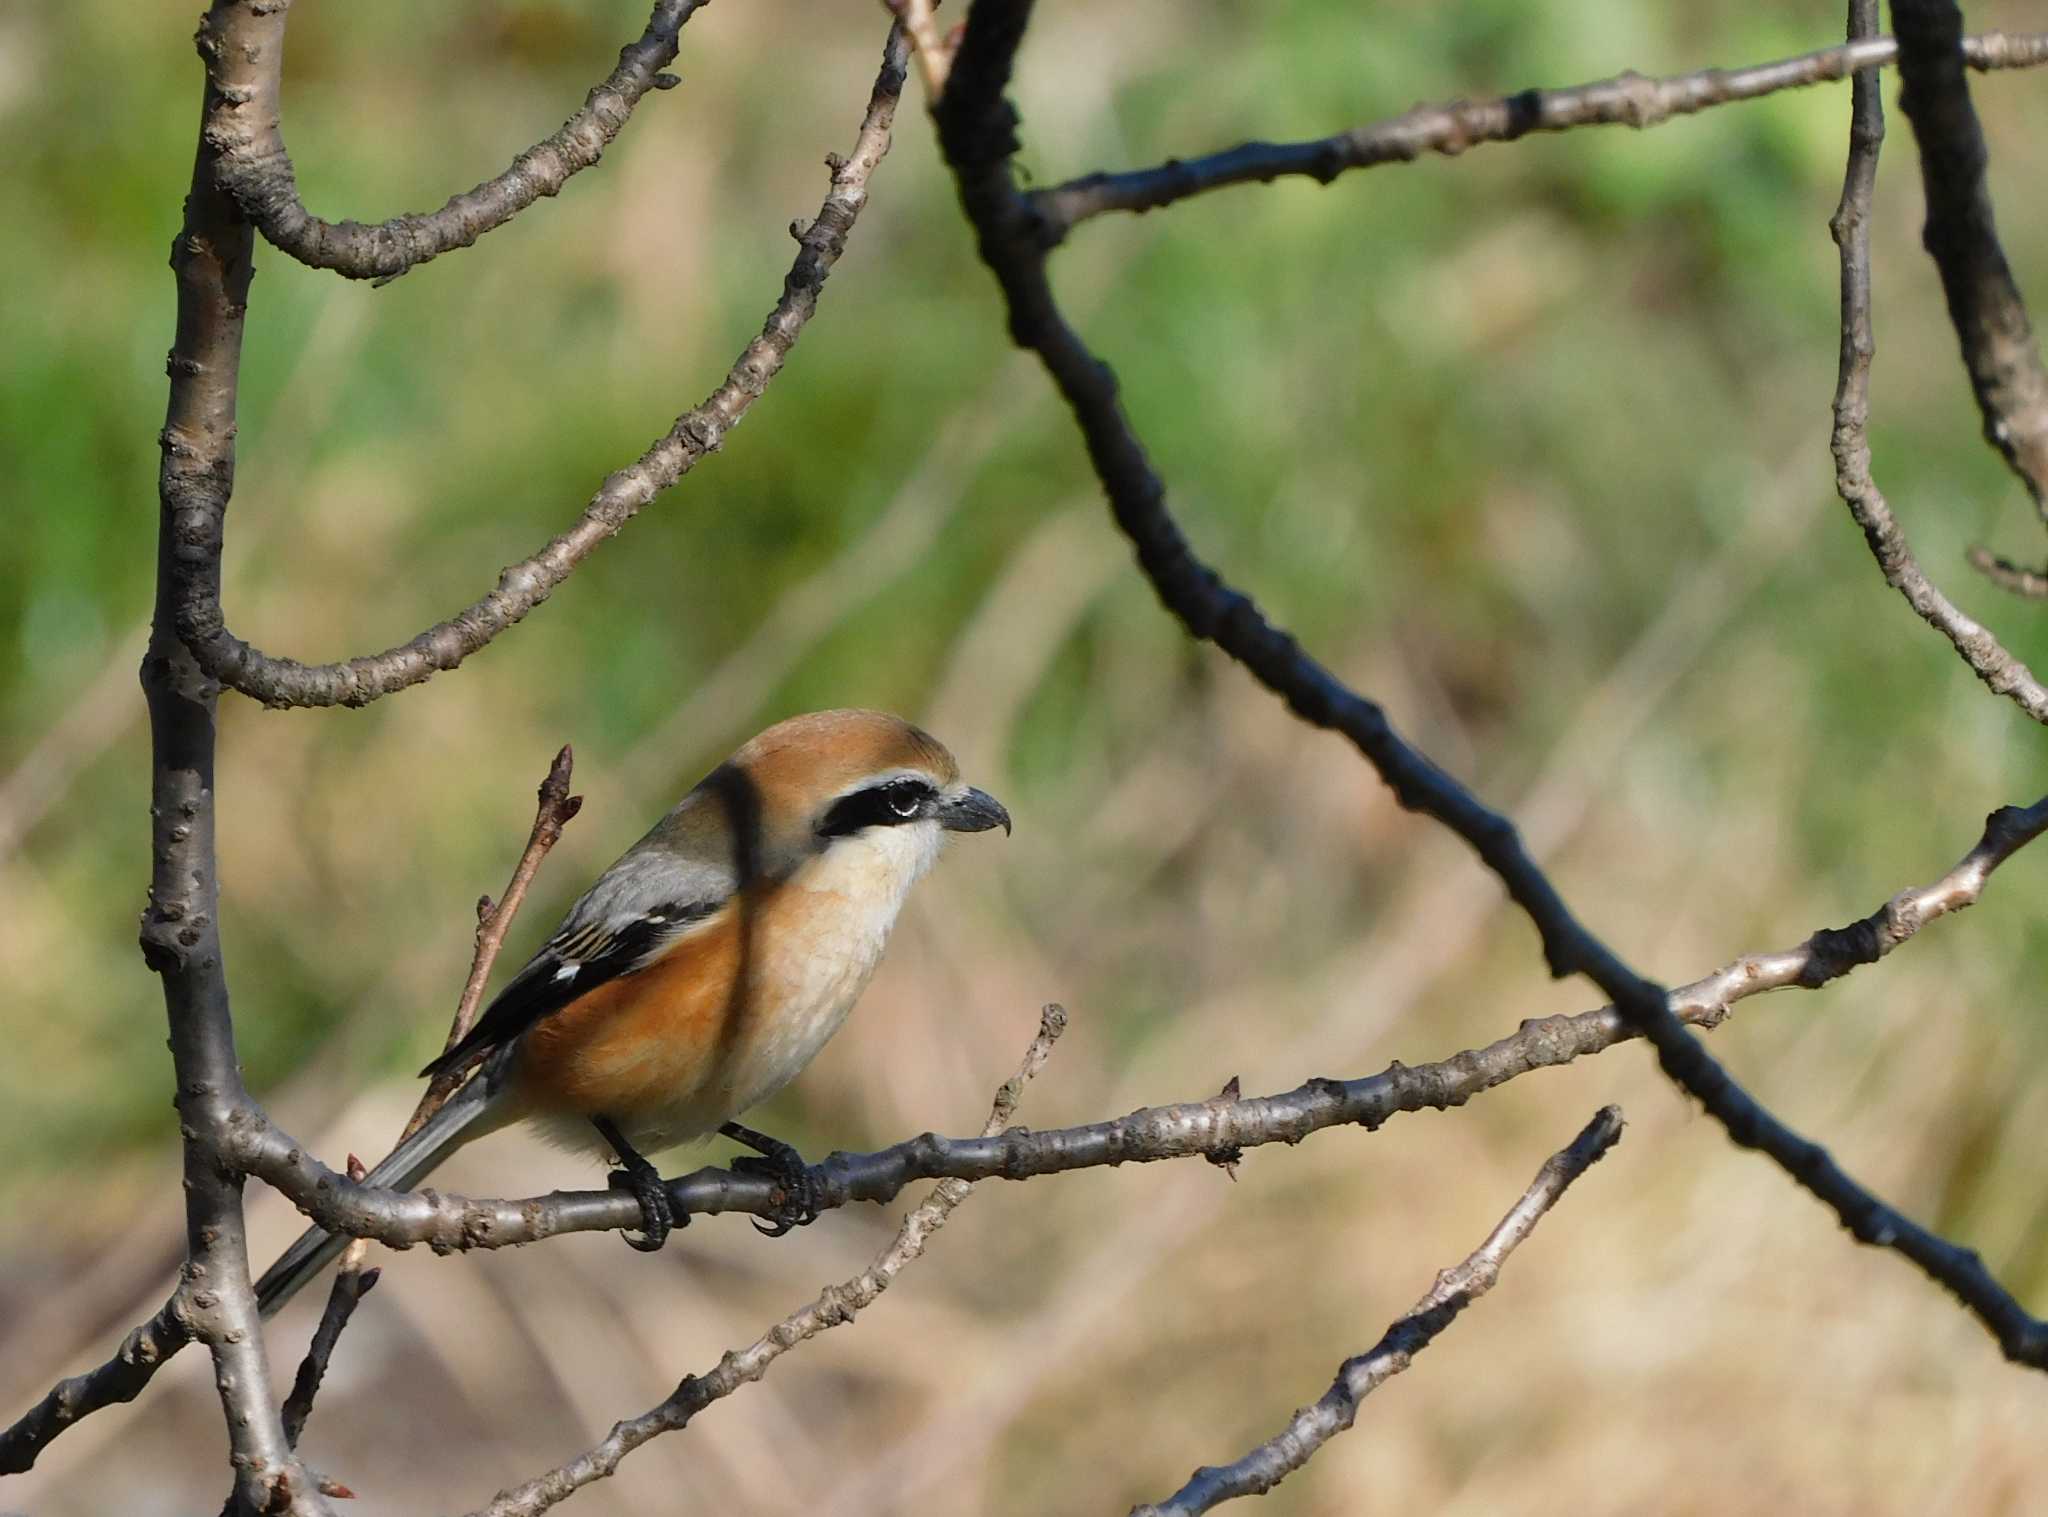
[{"xmin": 254, "ymin": 1071, "xmax": 500, "ymax": 1318}]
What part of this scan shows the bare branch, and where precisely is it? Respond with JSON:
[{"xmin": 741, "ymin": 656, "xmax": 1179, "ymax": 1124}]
[
  {"xmin": 274, "ymin": 1259, "xmax": 378, "ymax": 1455},
  {"xmin": 936, "ymin": 0, "xmax": 2048, "ymax": 1371},
  {"xmin": 176, "ymin": 26, "xmax": 913, "ymax": 709},
  {"xmin": 888, "ymin": 0, "xmax": 959, "ymax": 101},
  {"xmin": 1964, "ymin": 547, "xmax": 2048, "ymax": 598},
  {"xmin": 260, "ymin": 754, "xmax": 581, "ymax": 1466},
  {"xmin": 1891, "ymin": 3, "xmax": 2048, "ymax": 529},
  {"xmin": 277, "ymin": 1157, "xmax": 381, "ymax": 1452},
  {"xmin": 228, "ymin": 794, "xmax": 2048, "ymax": 1242},
  {"xmin": 1030, "ymin": 29, "xmax": 2048, "ymax": 241},
  {"xmin": 134, "ymin": 6, "xmax": 335, "ymax": 1509},
  {"xmin": 207, "ymin": 1, "xmax": 706, "ymax": 282},
  {"xmin": 0, "ymin": 1296, "xmax": 191, "ymax": 1476},
  {"xmin": 1827, "ymin": 12, "xmax": 2048, "ymax": 720},
  {"xmin": 470, "ymin": 1005, "xmax": 1069, "ymax": 1517},
  {"xmin": 1131, "ymin": 1106, "xmax": 1625, "ymax": 1517},
  {"xmin": 402, "ymin": 745, "xmax": 583, "ymax": 1141},
  {"xmin": 13, "ymin": 792, "xmax": 2042, "ymax": 1470}
]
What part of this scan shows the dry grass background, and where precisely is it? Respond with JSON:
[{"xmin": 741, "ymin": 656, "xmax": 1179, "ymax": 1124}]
[{"xmin": 6, "ymin": 1, "xmax": 2048, "ymax": 1512}]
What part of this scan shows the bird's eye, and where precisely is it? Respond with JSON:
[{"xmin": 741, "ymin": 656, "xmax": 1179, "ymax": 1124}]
[{"xmin": 818, "ymin": 778, "xmax": 936, "ymax": 838}]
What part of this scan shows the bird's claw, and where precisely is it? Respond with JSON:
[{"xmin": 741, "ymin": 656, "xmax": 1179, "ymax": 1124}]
[
  {"xmin": 608, "ymin": 1161, "xmax": 678, "ymax": 1251},
  {"xmin": 731, "ymin": 1153, "xmax": 821, "ymax": 1236},
  {"xmin": 722, "ymin": 1122, "xmax": 821, "ymax": 1236}
]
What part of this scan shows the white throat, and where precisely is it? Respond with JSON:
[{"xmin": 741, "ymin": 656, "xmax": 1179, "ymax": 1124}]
[{"xmin": 804, "ymin": 817, "xmax": 947, "ymax": 934}]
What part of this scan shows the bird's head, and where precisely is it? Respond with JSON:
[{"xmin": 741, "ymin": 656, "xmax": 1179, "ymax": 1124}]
[{"xmin": 686, "ymin": 710, "xmax": 1009, "ymax": 892}]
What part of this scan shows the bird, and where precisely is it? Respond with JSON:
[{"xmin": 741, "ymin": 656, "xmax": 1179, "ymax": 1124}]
[{"xmin": 254, "ymin": 709, "xmax": 1009, "ymax": 1317}]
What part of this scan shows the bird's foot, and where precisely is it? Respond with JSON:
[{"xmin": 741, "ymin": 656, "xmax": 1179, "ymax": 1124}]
[
  {"xmin": 720, "ymin": 1121, "xmax": 822, "ymax": 1237},
  {"xmin": 607, "ymin": 1162, "xmax": 675, "ymax": 1251},
  {"xmin": 594, "ymin": 1115, "xmax": 682, "ymax": 1252}
]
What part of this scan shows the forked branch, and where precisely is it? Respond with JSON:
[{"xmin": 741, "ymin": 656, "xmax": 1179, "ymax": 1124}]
[
  {"xmin": 1031, "ymin": 28, "xmax": 2048, "ymax": 241},
  {"xmin": 208, "ymin": 0, "xmax": 707, "ymax": 282},
  {"xmin": 178, "ymin": 25, "xmax": 912, "ymax": 709},
  {"xmin": 1131, "ymin": 1107, "xmax": 1625, "ymax": 1517},
  {"xmin": 935, "ymin": 0, "xmax": 2048, "ymax": 1371},
  {"xmin": 1828, "ymin": 4, "xmax": 2048, "ymax": 717},
  {"xmin": 1892, "ymin": 1, "xmax": 2048, "ymax": 525}
]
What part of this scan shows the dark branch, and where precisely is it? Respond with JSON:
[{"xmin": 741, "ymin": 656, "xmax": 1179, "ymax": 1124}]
[
  {"xmin": 1030, "ymin": 29, "xmax": 2048, "ymax": 241},
  {"xmin": 1891, "ymin": 3, "xmax": 2048, "ymax": 533},
  {"xmin": 177, "ymin": 26, "xmax": 913, "ymax": 709},
  {"xmin": 1827, "ymin": 11, "xmax": 2048, "ymax": 719},
  {"xmin": 12, "ymin": 793, "xmax": 2043, "ymax": 1470},
  {"xmin": 1131, "ymin": 1107, "xmax": 1625, "ymax": 1517},
  {"xmin": 207, "ymin": 1, "xmax": 706, "ymax": 282},
  {"xmin": 935, "ymin": 0, "xmax": 2048, "ymax": 1371},
  {"xmin": 278, "ymin": 1263, "xmax": 380, "ymax": 1450},
  {"xmin": 141, "ymin": 6, "xmax": 328, "ymax": 1511}
]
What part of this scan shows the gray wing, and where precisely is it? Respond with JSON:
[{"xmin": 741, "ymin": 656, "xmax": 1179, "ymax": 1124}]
[{"xmin": 419, "ymin": 844, "xmax": 733, "ymax": 1079}]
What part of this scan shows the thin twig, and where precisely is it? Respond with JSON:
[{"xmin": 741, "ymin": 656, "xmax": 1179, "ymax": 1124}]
[
  {"xmin": 14, "ymin": 790, "xmax": 2039, "ymax": 1472},
  {"xmin": 469, "ymin": 1005, "xmax": 1069, "ymax": 1517},
  {"xmin": 0, "ymin": 1296, "xmax": 191, "ymax": 1475},
  {"xmin": 1029, "ymin": 29, "xmax": 2048, "ymax": 240},
  {"xmin": 243, "ymin": 753, "xmax": 580, "ymax": 1474},
  {"xmin": 278, "ymin": 1159, "xmax": 381, "ymax": 1451},
  {"xmin": 177, "ymin": 25, "xmax": 913, "ymax": 709},
  {"xmin": 208, "ymin": 1, "xmax": 706, "ymax": 282},
  {"xmin": 936, "ymin": 0, "xmax": 2048, "ymax": 1371},
  {"xmin": 1131, "ymin": 1106, "xmax": 1625, "ymax": 1517},
  {"xmin": 1965, "ymin": 547, "xmax": 2048, "ymax": 598},
  {"xmin": 401, "ymin": 745, "xmax": 583, "ymax": 1143},
  {"xmin": 275, "ymin": 1260, "xmax": 378, "ymax": 1454},
  {"xmin": 888, "ymin": 0, "xmax": 958, "ymax": 100},
  {"xmin": 1826, "ymin": 10, "xmax": 2048, "ymax": 719},
  {"xmin": 1891, "ymin": 3, "xmax": 2048, "ymax": 529},
  {"xmin": 257, "ymin": 756, "xmax": 581, "ymax": 1477}
]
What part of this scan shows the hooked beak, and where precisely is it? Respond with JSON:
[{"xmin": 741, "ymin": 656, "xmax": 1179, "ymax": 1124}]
[{"xmin": 939, "ymin": 786, "xmax": 1011, "ymax": 836}]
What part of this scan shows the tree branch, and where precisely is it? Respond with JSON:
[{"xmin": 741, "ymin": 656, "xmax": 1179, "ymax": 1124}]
[
  {"xmin": 1130, "ymin": 1106, "xmax": 1625, "ymax": 1517},
  {"xmin": 11, "ymin": 791, "xmax": 2043, "ymax": 1471},
  {"xmin": 134, "ymin": 6, "xmax": 333, "ymax": 1512},
  {"xmin": 887, "ymin": 0, "xmax": 959, "ymax": 101},
  {"xmin": 468, "ymin": 1005, "xmax": 1069, "ymax": 1517},
  {"xmin": 1827, "ymin": 8, "xmax": 2048, "ymax": 719},
  {"xmin": 260, "ymin": 754, "xmax": 581, "ymax": 1469},
  {"xmin": 207, "ymin": 0, "xmax": 706, "ymax": 282},
  {"xmin": 935, "ymin": 0, "xmax": 2048, "ymax": 1372},
  {"xmin": 230, "ymin": 795, "xmax": 2047, "ymax": 1245},
  {"xmin": 272, "ymin": 1149, "xmax": 378, "ymax": 1467},
  {"xmin": 277, "ymin": 1254, "xmax": 378, "ymax": 1453},
  {"xmin": 176, "ymin": 24, "xmax": 912, "ymax": 709},
  {"xmin": 1891, "ymin": 2, "xmax": 2048, "ymax": 532},
  {"xmin": 403, "ymin": 744, "xmax": 583, "ymax": 1141},
  {"xmin": 1029, "ymin": 29, "xmax": 2048, "ymax": 241},
  {"xmin": 0, "ymin": 1296, "xmax": 191, "ymax": 1476}
]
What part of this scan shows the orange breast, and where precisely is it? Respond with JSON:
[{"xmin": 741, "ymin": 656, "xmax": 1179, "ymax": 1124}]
[
  {"xmin": 502, "ymin": 868, "xmax": 901, "ymax": 1151},
  {"xmin": 511, "ymin": 905, "xmax": 750, "ymax": 1130}
]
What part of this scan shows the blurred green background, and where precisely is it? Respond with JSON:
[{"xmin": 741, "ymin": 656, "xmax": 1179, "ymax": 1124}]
[{"xmin": 6, "ymin": 1, "xmax": 2048, "ymax": 1512}]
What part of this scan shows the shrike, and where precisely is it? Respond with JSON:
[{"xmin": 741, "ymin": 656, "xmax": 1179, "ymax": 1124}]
[{"xmin": 256, "ymin": 709, "xmax": 1009, "ymax": 1315}]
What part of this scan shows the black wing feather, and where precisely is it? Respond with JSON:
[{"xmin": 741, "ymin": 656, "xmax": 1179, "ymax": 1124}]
[{"xmin": 419, "ymin": 898, "xmax": 719, "ymax": 1079}]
